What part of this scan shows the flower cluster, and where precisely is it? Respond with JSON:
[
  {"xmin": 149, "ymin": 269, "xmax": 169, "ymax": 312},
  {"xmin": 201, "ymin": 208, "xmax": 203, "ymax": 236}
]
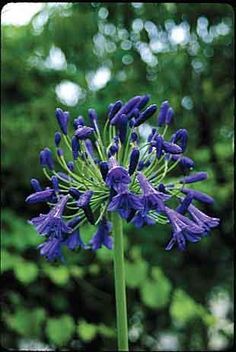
[{"xmin": 26, "ymin": 95, "xmax": 219, "ymax": 260}]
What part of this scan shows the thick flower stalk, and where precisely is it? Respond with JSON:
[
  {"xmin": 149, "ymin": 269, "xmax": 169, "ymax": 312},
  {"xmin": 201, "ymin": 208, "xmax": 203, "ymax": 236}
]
[{"xmin": 26, "ymin": 95, "xmax": 219, "ymax": 350}]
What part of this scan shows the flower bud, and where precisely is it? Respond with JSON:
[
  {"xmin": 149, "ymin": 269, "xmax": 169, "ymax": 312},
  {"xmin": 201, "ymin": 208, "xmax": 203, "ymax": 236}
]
[
  {"xmin": 67, "ymin": 161, "xmax": 74, "ymax": 171},
  {"xmin": 110, "ymin": 96, "xmax": 141, "ymax": 125},
  {"xmin": 108, "ymin": 100, "xmax": 123, "ymax": 120},
  {"xmin": 40, "ymin": 148, "xmax": 54, "ymax": 169},
  {"xmin": 128, "ymin": 148, "xmax": 140, "ymax": 175},
  {"xmin": 26, "ymin": 189, "xmax": 54, "ymax": 204},
  {"xmin": 136, "ymin": 95, "xmax": 150, "ymax": 110},
  {"xmin": 51, "ymin": 176, "xmax": 59, "ymax": 193},
  {"xmin": 157, "ymin": 101, "xmax": 169, "ymax": 126},
  {"xmin": 71, "ymin": 136, "xmax": 80, "ymax": 160},
  {"xmin": 57, "ymin": 148, "xmax": 64, "ymax": 157},
  {"xmin": 88, "ymin": 108, "xmax": 98, "ymax": 129},
  {"xmin": 166, "ymin": 107, "xmax": 174, "ymax": 125},
  {"xmin": 180, "ymin": 172, "xmax": 208, "ymax": 184},
  {"xmin": 181, "ymin": 189, "xmax": 214, "ymax": 204},
  {"xmin": 130, "ymin": 131, "xmax": 138, "ymax": 143},
  {"xmin": 55, "ymin": 108, "xmax": 69, "ymax": 135},
  {"xmin": 118, "ymin": 114, "xmax": 128, "ymax": 144},
  {"xmin": 30, "ymin": 178, "xmax": 42, "ymax": 192},
  {"xmin": 133, "ymin": 104, "xmax": 157, "ymax": 127},
  {"xmin": 69, "ymin": 187, "xmax": 81, "ymax": 199},
  {"xmin": 99, "ymin": 161, "xmax": 109, "ymax": 181},
  {"xmin": 176, "ymin": 194, "xmax": 193, "ymax": 214},
  {"xmin": 162, "ymin": 141, "xmax": 182, "ymax": 154},
  {"xmin": 73, "ymin": 116, "xmax": 84, "ymax": 129},
  {"xmin": 75, "ymin": 125, "xmax": 94, "ymax": 140},
  {"xmin": 54, "ymin": 132, "xmax": 62, "ymax": 147}
]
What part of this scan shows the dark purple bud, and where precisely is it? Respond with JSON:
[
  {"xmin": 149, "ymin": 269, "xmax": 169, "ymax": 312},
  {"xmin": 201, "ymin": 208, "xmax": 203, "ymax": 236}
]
[
  {"xmin": 54, "ymin": 132, "xmax": 62, "ymax": 147},
  {"xmin": 181, "ymin": 189, "xmax": 214, "ymax": 204},
  {"xmin": 176, "ymin": 193, "xmax": 193, "ymax": 214},
  {"xmin": 40, "ymin": 148, "xmax": 54, "ymax": 169},
  {"xmin": 30, "ymin": 178, "xmax": 42, "ymax": 192},
  {"xmin": 51, "ymin": 176, "xmax": 59, "ymax": 193},
  {"xmin": 129, "ymin": 118, "xmax": 136, "ymax": 127},
  {"xmin": 126, "ymin": 107, "xmax": 140, "ymax": 120},
  {"xmin": 162, "ymin": 141, "xmax": 182, "ymax": 154},
  {"xmin": 57, "ymin": 148, "xmax": 64, "ymax": 157},
  {"xmin": 157, "ymin": 100, "xmax": 169, "ymax": 126},
  {"xmin": 108, "ymin": 144, "xmax": 119, "ymax": 157},
  {"xmin": 55, "ymin": 108, "xmax": 69, "ymax": 135},
  {"xmin": 130, "ymin": 131, "xmax": 138, "ymax": 143},
  {"xmin": 88, "ymin": 109, "xmax": 98, "ymax": 129},
  {"xmin": 128, "ymin": 148, "xmax": 140, "ymax": 175},
  {"xmin": 108, "ymin": 100, "xmax": 123, "ymax": 120},
  {"xmin": 69, "ymin": 187, "xmax": 81, "ymax": 199},
  {"xmin": 118, "ymin": 114, "xmax": 128, "ymax": 144},
  {"xmin": 148, "ymin": 128, "xmax": 157, "ymax": 142},
  {"xmin": 73, "ymin": 116, "xmax": 84, "ymax": 129},
  {"xmin": 180, "ymin": 172, "xmax": 208, "ymax": 184},
  {"xmin": 71, "ymin": 136, "xmax": 80, "ymax": 160},
  {"xmin": 171, "ymin": 129, "xmax": 188, "ymax": 152},
  {"xmin": 67, "ymin": 216, "xmax": 81, "ymax": 228},
  {"xmin": 85, "ymin": 139, "xmax": 94, "ymax": 157},
  {"xmin": 166, "ymin": 107, "xmax": 174, "ymax": 125},
  {"xmin": 67, "ymin": 161, "xmax": 74, "ymax": 171},
  {"xmin": 77, "ymin": 190, "xmax": 93, "ymax": 208},
  {"xmin": 133, "ymin": 104, "xmax": 157, "ymax": 127},
  {"xmin": 172, "ymin": 155, "xmax": 194, "ymax": 169},
  {"xmin": 110, "ymin": 96, "xmax": 141, "ymax": 125},
  {"xmin": 108, "ymin": 103, "xmax": 114, "ymax": 115},
  {"xmin": 155, "ymin": 135, "xmax": 164, "ymax": 159},
  {"xmin": 157, "ymin": 183, "xmax": 166, "ymax": 193},
  {"xmin": 25, "ymin": 189, "xmax": 54, "ymax": 204},
  {"xmin": 137, "ymin": 160, "xmax": 145, "ymax": 171},
  {"xmin": 75, "ymin": 125, "xmax": 94, "ymax": 140},
  {"xmin": 99, "ymin": 161, "xmax": 109, "ymax": 181},
  {"xmin": 136, "ymin": 95, "xmax": 150, "ymax": 110}
]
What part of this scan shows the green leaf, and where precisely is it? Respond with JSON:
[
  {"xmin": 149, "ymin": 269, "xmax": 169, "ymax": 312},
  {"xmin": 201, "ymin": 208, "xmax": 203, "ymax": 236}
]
[
  {"xmin": 125, "ymin": 260, "xmax": 148, "ymax": 288},
  {"xmin": 6, "ymin": 308, "xmax": 46, "ymax": 337},
  {"xmin": 46, "ymin": 315, "xmax": 75, "ymax": 346},
  {"xmin": 170, "ymin": 289, "xmax": 200, "ymax": 324},
  {"xmin": 14, "ymin": 261, "xmax": 38, "ymax": 284},
  {"xmin": 1, "ymin": 250, "xmax": 18, "ymax": 272},
  {"xmin": 44, "ymin": 265, "xmax": 70, "ymax": 285},
  {"xmin": 140, "ymin": 267, "xmax": 172, "ymax": 309},
  {"xmin": 97, "ymin": 323, "xmax": 115, "ymax": 338},
  {"xmin": 77, "ymin": 320, "xmax": 97, "ymax": 342}
]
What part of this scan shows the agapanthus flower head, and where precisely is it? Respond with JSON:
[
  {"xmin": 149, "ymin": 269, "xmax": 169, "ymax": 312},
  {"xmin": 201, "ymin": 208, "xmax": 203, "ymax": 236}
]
[{"xmin": 26, "ymin": 94, "xmax": 219, "ymax": 260}]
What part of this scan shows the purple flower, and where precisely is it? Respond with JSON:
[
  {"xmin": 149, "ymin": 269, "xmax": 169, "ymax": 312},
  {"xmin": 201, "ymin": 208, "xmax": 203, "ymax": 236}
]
[
  {"xmin": 71, "ymin": 136, "xmax": 80, "ymax": 160},
  {"xmin": 25, "ymin": 188, "xmax": 55, "ymax": 204},
  {"xmin": 188, "ymin": 204, "xmax": 220, "ymax": 231},
  {"xmin": 108, "ymin": 100, "xmax": 123, "ymax": 120},
  {"xmin": 130, "ymin": 131, "xmax": 138, "ymax": 143},
  {"xmin": 128, "ymin": 148, "xmax": 140, "ymax": 176},
  {"xmin": 133, "ymin": 104, "xmax": 157, "ymax": 127},
  {"xmin": 131, "ymin": 210, "xmax": 155, "ymax": 228},
  {"xmin": 65, "ymin": 231, "xmax": 86, "ymax": 250},
  {"xmin": 57, "ymin": 148, "xmax": 64, "ymax": 157},
  {"xmin": 108, "ymin": 187, "xmax": 143, "ymax": 219},
  {"xmin": 176, "ymin": 194, "xmax": 193, "ymax": 214},
  {"xmin": 164, "ymin": 207, "xmax": 205, "ymax": 251},
  {"xmin": 30, "ymin": 178, "xmax": 42, "ymax": 192},
  {"xmin": 157, "ymin": 101, "xmax": 169, "ymax": 126},
  {"xmin": 99, "ymin": 161, "xmax": 109, "ymax": 181},
  {"xmin": 85, "ymin": 139, "xmax": 94, "ymax": 157},
  {"xmin": 90, "ymin": 218, "xmax": 113, "ymax": 250},
  {"xmin": 172, "ymin": 155, "xmax": 194, "ymax": 169},
  {"xmin": 171, "ymin": 129, "xmax": 188, "ymax": 152},
  {"xmin": 38, "ymin": 238, "xmax": 63, "ymax": 261},
  {"xmin": 166, "ymin": 107, "xmax": 174, "ymax": 125},
  {"xmin": 29, "ymin": 195, "xmax": 71, "ymax": 238},
  {"xmin": 110, "ymin": 96, "xmax": 141, "ymax": 125},
  {"xmin": 74, "ymin": 116, "xmax": 84, "ymax": 128},
  {"xmin": 88, "ymin": 108, "xmax": 98, "ymax": 129},
  {"xmin": 162, "ymin": 141, "xmax": 182, "ymax": 154},
  {"xmin": 51, "ymin": 176, "xmax": 59, "ymax": 193},
  {"xmin": 77, "ymin": 190, "xmax": 94, "ymax": 224},
  {"xmin": 118, "ymin": 114, "xmax": 128, "ymax": 144},
  {"xmin": 137, "ymin": 173, "xmax": 170, "ymax": 212},
  {"xmin": 54, "ymin": 132, "xmax": 62, "ymax": 147},
  {"xmin": 40, "ymin": 148, "xmax": 54, "ymax": 170},
  {"xmin": 136, "ymin": 94, "xmax": 150, "ymax": 110},
  {"xmin": 106, "ymin": 158, "xmax": 131, "ymax": 190},
  {"xmin": 181, "ymin": 189, "xmax": 214, "ymax": 204},
  {"xmin": 75, "ymin": 125, "xmax": 94, "ymax": 140},
  {"xmin": 180, "ymin": 172, "xmax": 208, "ymax": 184},
  {"xmin": 55, "ymin": 108, "xmax": 69, "ymax": 135}
]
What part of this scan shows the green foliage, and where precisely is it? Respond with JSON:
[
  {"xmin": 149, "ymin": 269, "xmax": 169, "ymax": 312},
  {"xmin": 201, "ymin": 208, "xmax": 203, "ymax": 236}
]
[
  {"xmin": 46, "ymin": 315, "xmax": 74, "ymax": 346},
  {"xmin": 77, "ymin": 320, "xmax": 97, "ymax": 342},
  {"xmin": 140, "ymin": 267, "xmax": 172, "ymax": 309}
]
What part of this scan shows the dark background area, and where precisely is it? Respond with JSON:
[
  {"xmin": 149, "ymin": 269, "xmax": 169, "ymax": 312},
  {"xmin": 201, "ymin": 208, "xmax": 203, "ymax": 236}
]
[{"xmin": 1, "ymin": 3, "xmax": 234, "ymax": 351}]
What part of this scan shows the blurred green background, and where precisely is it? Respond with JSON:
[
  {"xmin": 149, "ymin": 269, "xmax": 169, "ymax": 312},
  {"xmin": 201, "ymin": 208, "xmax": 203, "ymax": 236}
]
[{"xmin": 1, "ymin": 3, "xmax": 234, "ymax": 351}]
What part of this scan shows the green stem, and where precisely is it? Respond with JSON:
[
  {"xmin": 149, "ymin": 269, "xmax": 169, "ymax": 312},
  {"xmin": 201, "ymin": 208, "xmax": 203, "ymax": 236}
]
[{"xmin": 111, "ymin": 212, "xmax": 129, "ymax": 351}]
